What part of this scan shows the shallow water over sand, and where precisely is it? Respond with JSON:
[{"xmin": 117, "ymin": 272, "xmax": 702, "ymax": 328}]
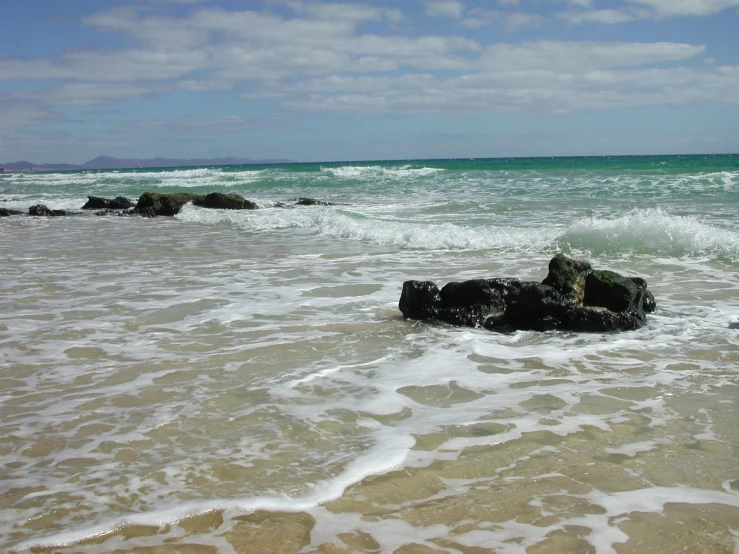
[{"xmin": 2, "ymin": 157, "xmax": 739, "ymax": 553}]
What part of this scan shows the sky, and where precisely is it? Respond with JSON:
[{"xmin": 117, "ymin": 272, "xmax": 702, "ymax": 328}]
[{"xmin": 1, "ymin": 0, "xmax": 738, "ymax": 163}]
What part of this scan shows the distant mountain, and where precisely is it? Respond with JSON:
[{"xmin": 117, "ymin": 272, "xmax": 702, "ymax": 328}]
[
  {"xmin": 2, "ymin": 161, "xmax": 31, "ymax": 170},
  {"xmin": 1, "ymin": 155, "xmax": 294, "ymax": 171}
]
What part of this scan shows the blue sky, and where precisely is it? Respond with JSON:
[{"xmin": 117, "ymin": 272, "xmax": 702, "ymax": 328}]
[{"xmin": 1, "ymin": 0, "xmax": 738, "ymax": 163}]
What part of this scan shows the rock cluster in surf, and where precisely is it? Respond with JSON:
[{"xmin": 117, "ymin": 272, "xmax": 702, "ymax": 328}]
[
  {"xmin": 0, "ymin": 192, "xmax": 331, "ymax": 217},
  {"xmin": 82, "ymin": 196, "xmax": 135, "ymax": 210},
  {"xmin": 399, "ymin": 253, "xmax": 656, "ymax": 333}
]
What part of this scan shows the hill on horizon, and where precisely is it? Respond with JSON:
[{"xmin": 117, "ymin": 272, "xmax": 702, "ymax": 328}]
[{"xmin": 0, "ymin": 155, "xmax": 294, "ymax": 171}]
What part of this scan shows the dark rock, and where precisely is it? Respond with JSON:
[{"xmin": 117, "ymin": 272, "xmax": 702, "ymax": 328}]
[
  {"xmin": 542, "ymin": 252, "xmax": 591, "ymax": 304},
  {"xmin": 401, "ymin": 278, "xmax": 522, "ymax": 328},
  {"xmin": 503, "ymin": 283, "xmax": 568, "ymax": 331},
  {"xmin": 584, "ymin": 270, "xmax": 637, "ymax": 313},
  {"xmin": 399, "ymin": 281, "xmax": 442, "ymax": 320},
  {"xmin": 193, "ymin": 192, "xmax": 258, "ymax": 210},
  {"xmin": 631, "ymin": 277, "xmax": 656, "ymax": 314},
  {"xmin": 295, "ymin": 198, "xmax": 333, "ymax": 206},
  {"xmin": 82, "ymin": 196, "xmax": 134, "ymax": 210},
  {"xmin": 438, "ymin": 280, "xmax": 505, "ymax": 326},
  {"xmin": 110, "ymin": 196, "xmax": 134, "ymax": 209},
  {"xmin": 82, "ymin": 196, "xmax": 110, "ymax": 210},
  {"xmin": 399, "ymin": 254, "xmax": 656, "ymax": 333},
  {"xmin": 28, "ymin": 204, "xmax": 69, "ymax": 216},
  {"xmin": 440, "ymin": 279, "xmax": 505, "ymax": 309},
  {"xmin": 0, "ymin": 208, "xmax": 24, "ymax": 216},
  {"xmin": 563, "ymin": 305, "xmax": 646, "ymax": 333},
  {"xmin": 134, "ymin": 192, "xmax": 204, "ymax": 217},
  {"xmin": 642, "ymin": 290, "xmax": 656, "ymax": 314}
]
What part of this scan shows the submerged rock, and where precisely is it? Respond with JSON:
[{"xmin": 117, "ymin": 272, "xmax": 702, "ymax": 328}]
[
  {"xmin": 0, "ymin": 208, "xmax": 24, "ymax": 217},
  {"xmin": 82, "ymin": 196, "xmax": 134, "ymax": 210},
  {"xmin": 95, "ymin": 208, "xmax": 136, "ymax": 216},
  {"xmin": 294, "ymin": 198, "xmax": 333, "ymax": 206},
  {"xmin": 193, "ymin": 192, "xmax": 258, "ymax": 210},
  {"xmin": 135, "ymin": 192, "xmax": 204, "ymax": 217},
  {"xmin": 399, "ymin": 253, "xmax": 656, "ymax": 333}
]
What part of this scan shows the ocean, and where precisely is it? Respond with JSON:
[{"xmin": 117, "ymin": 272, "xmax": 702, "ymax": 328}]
[{"xmin": 1, "ymin": 154, "xmax": 739, "ymax": 553}]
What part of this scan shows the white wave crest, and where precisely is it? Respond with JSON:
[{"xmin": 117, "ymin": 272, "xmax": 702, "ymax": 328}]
[
  {"xmin": 178, "ymin": 204, "xmax": 551, "ymax": 251},
  {"xmin": 321, "ymin": 165, "xmax": 444, "ymax": 179},
  {"xmin": 558, "ymin": 208, "xmax": 739, "ymax": 260}
]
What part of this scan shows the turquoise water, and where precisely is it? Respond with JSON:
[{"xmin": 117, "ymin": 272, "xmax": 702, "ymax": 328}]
[
  {"xmin": 4, "ymin": 154, "xmax": 737, "ymax": 258},
  {"xmin": 2, "ymin": 154, "xmax": 739, "ymax": 553}
]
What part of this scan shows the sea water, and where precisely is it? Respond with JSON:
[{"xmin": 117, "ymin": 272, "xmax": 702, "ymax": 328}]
[{"xmin": 1, "ymin": 155, "xmax": 739, "ymax": 553}]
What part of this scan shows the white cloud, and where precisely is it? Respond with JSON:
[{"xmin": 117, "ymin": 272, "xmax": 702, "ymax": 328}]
[
  {"xmin": 461, "ymin": 7, "xmax": 543, "ymax": 29},
  {"xmin": 297, "ymin": 1, "xmax": 402, "ymax": 23},
  {"xmin": 37, "ymin": 82, "xmax": 171, "ymax": 106},
  {"xmin": 503, "ymin": 12, "xmax": 545, "ymax": 29},
  {"xmin": 425, "ymin": 0, "xmax": 466, "ymax": 18},
  {"xmin": 0, "ymin": 3, "xmax": 735, "ymax": 124},
  {"xmin": 276, "ymin": 61, "xmax": 739, "ymax": 115},
  {"xmin": 0, "ymin": 49, "xmax": 206, "ymax": 83},
  {"xmin": 0, "ymin": 5, "xmax": 478, "ymax": 89},
  {"xmin": 461, "ymin": 7, "xmax": 500, "ymax": 28},
  {"xmin": 561, "ymin": 0, "xmax": 739, "ymax": 23},
  {"xmin": 265, "ymin": 40, "xmax": 735, "ymax": 116},
  {"xmin": 130, "ymin": 115, "xmax": 272, "ymax": 134},
  {"xmin": 628, "ymin": 0, "xmax": 739, "ymax": 17},
  {"xmin": 146, "ymin": 0, "xmax": 209, "ymax": 4},
  {"xmin": 177, "ymin": 79, "xmax": 233, "ymax": 92},
  {"xmin": 0, "ymin": 94, "xmax": 63, "ymax": 127},
  {"xmin": 477, "ymin": 41, "xmax": 706, "ymax": 72},
  {"xmin": 561, "ymin": 8, "xmax": 640, "ymax": 24}
]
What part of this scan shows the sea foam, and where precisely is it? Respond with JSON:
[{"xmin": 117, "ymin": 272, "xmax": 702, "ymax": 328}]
[
  {"xmin": 5, "ymin": 157, "xmax": 739, "ymax": 553},
  {"xmin": 178, "ymin": 203, "xmax": 554, "ymax": 251},
  {"xmin": 320, "ymin": 165, "xmax": 444, "ymax": 179},
  {"xmin": 559, "ymin": 207, "xmax": 739, "ymax": 260}
]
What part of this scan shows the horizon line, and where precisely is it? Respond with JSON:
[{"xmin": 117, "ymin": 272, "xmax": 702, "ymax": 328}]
[{"xmin": 2, "ymin": 151, "xmax": 738, "ymax": 172}]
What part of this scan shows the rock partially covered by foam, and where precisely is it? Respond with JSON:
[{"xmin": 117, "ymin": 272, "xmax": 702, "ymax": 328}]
[
  {"xmin": 28, "ymin": 204, "xmax": 70, "ymax": 216},
  {"xmin": 82, "ymin": 196, "xmax": 135, "ymax": 210},
  {"xmin": 135, "ymin": 192, "xmax": 204, "ymax": 217},
  {"xmin": 294, "ymin": 197, "xmax": 333, "ymax": 206},
  {"xmin": 399, "ymin": 253, "xmax": 656, "ymax": 333},
  {"xmin": 134, "ymin": 191, "xmax": 260, "ymax": 216},
  {"xmin": 193, "ymin": 192, "xmax": 258, "ymax": 210}
]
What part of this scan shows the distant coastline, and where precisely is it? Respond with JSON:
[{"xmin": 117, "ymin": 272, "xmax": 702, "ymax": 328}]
[
  {"xmin": 2, "ymin": 152, "xmax": 737, "ymax": 174},
  {"xmin": 0, "ymin": 155, "xmax": 295, "ymax": 172}
]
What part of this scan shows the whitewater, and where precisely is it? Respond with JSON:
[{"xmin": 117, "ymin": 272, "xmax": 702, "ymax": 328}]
[{"xmin": 1, "ymin": 154, "xmax": 739, "ymax": 553}]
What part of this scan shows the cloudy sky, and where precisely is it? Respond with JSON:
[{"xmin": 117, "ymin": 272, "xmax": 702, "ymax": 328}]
[{"xmin": 1, "ymin": 0, "xmax": 738, "ymax": 163}]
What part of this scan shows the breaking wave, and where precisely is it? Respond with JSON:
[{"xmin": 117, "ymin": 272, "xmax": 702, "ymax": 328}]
[{"xmin": 558, "ymin": 208, "xmax": 739, "ymax": 260}]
